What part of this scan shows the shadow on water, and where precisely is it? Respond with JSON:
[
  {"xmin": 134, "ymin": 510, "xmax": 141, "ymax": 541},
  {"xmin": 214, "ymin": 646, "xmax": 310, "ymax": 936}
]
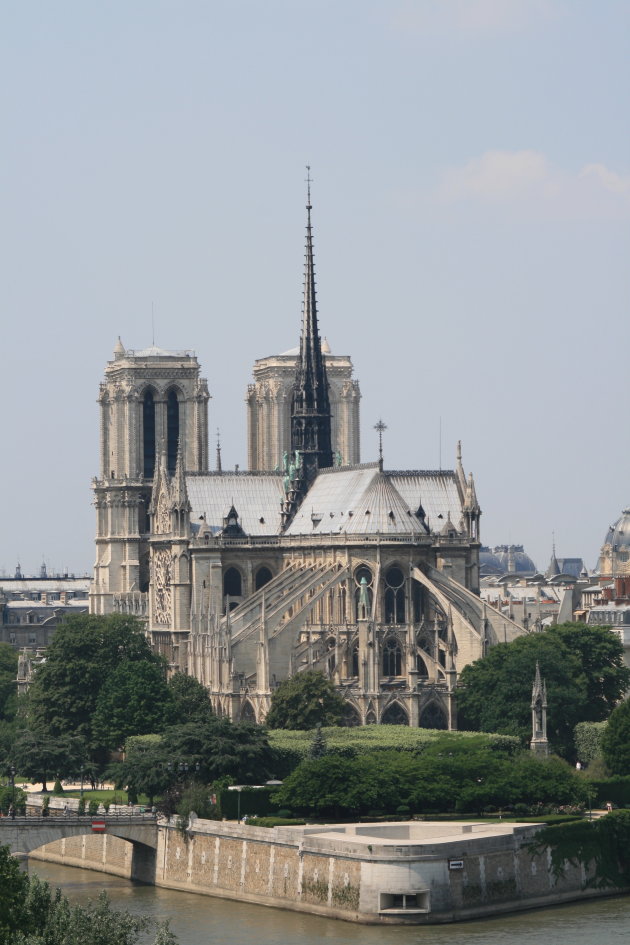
[{"xmin": 27, "ymin": 861, "xmax": 630, "ymax": 945}]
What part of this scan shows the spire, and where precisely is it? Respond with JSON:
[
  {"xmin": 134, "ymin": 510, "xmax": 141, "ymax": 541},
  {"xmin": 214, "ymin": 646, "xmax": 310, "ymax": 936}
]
[
  {"xmin": 215, "ymin": 429, "xmax": 222, "ymax": 473},
  {"xmin": 171, "ymin": 441, "xmax": 190, "ymax": 511},
  {"xmin": 530, "ymin": 660, "xmax": 549, "ymax": 755},
  {"xmin": 546, "ymin": 534, "xmax": 561, "ymax": 579},
  {"xmin": 290, "ymin": 166, "xmax": 333, "ymax": 483},
  {"xmin": 456, "ymin": 440, "xmax": 467, "ymax": 497}
]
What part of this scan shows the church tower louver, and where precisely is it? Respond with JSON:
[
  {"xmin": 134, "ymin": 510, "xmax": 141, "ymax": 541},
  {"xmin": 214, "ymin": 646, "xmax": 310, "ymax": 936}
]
[{"xmin": 290, "ymin": 170, "xmax": 333, "ymax": 482}]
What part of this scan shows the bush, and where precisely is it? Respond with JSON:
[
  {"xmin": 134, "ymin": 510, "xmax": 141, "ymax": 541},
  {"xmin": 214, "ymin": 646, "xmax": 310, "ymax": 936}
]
[
  {"xmin": 0, "ymin": 784, "xmax": 26, "ymax": 814},
  {"xmin": 575, "ymin": 721, "xmax": 608, "ymax": 765},
  {"xmin": 77, "ymin": 797, "xmax": 86, "ymax": 816},
  {"xmin": 589, "ymin": 776, "xmax": 630, "ymax": 808},
  {"xmin": 248, "ymin": 816, "xmax": 306, "ymax": 828},
  {"xmin": 88, "ymin": 799, "xmax": 100, "ymax": 816},
  {"xmin": 273, "ymin": 742, "xmax": 585, "ymax": 819},
  {"xmin": 52, "ymin": 779, "xmax": 64, "ymax": 795}
]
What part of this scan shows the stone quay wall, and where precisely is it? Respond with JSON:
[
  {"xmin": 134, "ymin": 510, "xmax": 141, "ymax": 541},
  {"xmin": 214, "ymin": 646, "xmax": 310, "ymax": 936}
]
[{"xmin": 25, "ymin": 816, "xmax": 626, "ymax": 924}]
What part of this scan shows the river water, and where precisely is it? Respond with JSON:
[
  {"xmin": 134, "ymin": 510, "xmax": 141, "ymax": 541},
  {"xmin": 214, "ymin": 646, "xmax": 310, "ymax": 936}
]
[{"xmin": 27, "ymin": 861, "xmax": 630, "ymax": 945}]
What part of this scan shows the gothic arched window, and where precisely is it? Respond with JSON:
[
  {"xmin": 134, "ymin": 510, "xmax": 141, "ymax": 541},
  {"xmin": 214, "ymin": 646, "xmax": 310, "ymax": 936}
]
[
  {"xmin": 143, "ymin": 390, "xmax": 156, "ymax": 479},
  {"xmin": 166, "ymin": 389, "xmax": 179, "ymax": 476},
  {"xmin": 240, "ymin": 701, "xmax": 256, "ymax": 723},
  {"xmin": 382, "ymin": 637, "xmax": 402, "ymax": 676},
  {"xmin": 381, "ymin": 702, "xmax": 408, "ymax": 725},
  {"xmin": 223, "ymin": 567, "xmax": 242, "ymax": 599},
  {"xmin": 384, "ymin": 566, "xmax": 406, "ymax": 624},
  {"xmin": 420, "ymin": 702, "xmax": 448, "ymax": 730},
  {"xmin": 255, "ymin": 566, "xmax": 273, "ymax": 590}
]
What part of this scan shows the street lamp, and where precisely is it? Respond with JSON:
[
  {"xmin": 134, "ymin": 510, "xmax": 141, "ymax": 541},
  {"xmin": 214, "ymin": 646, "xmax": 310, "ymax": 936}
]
[
  {"xmin": 9, "ymin": 765, "xmax": 16, "ymax": 819},
  {"xmin": 80, "ymin": 765, "xmax": 85, "ymax": 802}
]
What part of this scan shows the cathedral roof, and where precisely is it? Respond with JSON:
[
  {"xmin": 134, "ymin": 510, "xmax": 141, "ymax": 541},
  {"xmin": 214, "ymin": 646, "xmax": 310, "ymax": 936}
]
[
  {"xmin": 283, "ymin": 465, "xmax": 462, "ymax": 537},
  {"xmin": 186, "ymin": 473, "xmax": 284, "ymax": 536}
]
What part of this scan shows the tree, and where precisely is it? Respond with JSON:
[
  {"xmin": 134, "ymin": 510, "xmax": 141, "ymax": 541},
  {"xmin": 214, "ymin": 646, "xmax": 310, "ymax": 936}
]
[
  {"xmin": 601, "ymin": 699, "xmax": 630, "ymax": 776},
  {"xmin": 265, "ymin": 671, "xmax": 347, "ymax": 730},
  {"xmin": 12, "ymin": 727, "xmax": 88, "ymax": 792},
  {"xmin": 456, "ymin": 624, "xmax": 630, "ymax": 758},
  {"xmin": 25, "ymin": 615, "xmax": 164, "ymax": 758},
  {"xmin": 114, "ymin": 717, "xmax": 275, "ymax": 806},
  {"xmin": 92, "ymin": 661, "xmax": 172, "ymax": 750},
  {"xmin": 0, "ymin": 857, "xmax": 177, "ymax": 945},
  {"xmin": 308, "ymin": 725, "xmax": 327, "ymax": 759},
  {"xmin": 0, "ymin": 645, "xmax": 17, "ymax": 723},
  {"xmin": 549, "ymin": 624, "xmax": 630, "ymax": 719},
  {"xmin": 0, "ymin": 844, "xmax": 29, "ymax": 942},
  {"xmin": 166, "ymin": 673, "xmax": 214, "ymax": 724}
]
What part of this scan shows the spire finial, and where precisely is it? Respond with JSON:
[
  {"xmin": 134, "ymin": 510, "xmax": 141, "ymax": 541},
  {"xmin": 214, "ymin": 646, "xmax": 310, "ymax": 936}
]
[
  {"xmin": 374, "ymin": 419, "xmax": 387, "ymax": 471},
  {"xmin": 305, "ymin": 164, "xmax": 312, "ymax": 209}
]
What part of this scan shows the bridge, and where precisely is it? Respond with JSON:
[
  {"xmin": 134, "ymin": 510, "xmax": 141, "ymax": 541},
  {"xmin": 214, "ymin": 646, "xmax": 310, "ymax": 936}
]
[{"xmin": 0, "ymin": 813, "xmax": 159, "ymax": 882}]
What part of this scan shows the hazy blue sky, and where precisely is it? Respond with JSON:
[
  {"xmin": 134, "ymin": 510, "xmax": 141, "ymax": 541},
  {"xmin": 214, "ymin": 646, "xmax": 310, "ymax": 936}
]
[{"xmin": 1, "ymin": 0, "xmax": 628, "ymax": 577}]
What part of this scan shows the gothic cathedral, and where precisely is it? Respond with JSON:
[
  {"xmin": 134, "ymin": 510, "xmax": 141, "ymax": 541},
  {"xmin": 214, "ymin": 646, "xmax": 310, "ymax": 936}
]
[{"xmin": 90, "ymin": 189, "xmax": 522, "ymax": 728}]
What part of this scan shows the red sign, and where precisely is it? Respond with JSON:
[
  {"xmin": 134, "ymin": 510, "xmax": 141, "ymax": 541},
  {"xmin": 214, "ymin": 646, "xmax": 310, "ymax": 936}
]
[{"xmin": 91, "ymin": 820, "xmax": 106, "ymax": 833}]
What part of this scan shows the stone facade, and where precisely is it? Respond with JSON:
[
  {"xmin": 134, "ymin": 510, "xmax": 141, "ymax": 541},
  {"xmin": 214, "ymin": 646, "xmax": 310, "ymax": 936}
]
[
  {"xmin": 246, "ymin": 346, "xmax": 360, "ymax": 471},
  {"xmin": 90, "ymin": 343, "xmax": 209, "ymax": 615}
]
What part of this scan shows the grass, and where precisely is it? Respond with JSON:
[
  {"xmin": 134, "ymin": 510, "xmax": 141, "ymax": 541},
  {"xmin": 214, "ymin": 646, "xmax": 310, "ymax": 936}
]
[{"xmin": 62, "ymin": 789, "xmax": 151, "ymax": 806}]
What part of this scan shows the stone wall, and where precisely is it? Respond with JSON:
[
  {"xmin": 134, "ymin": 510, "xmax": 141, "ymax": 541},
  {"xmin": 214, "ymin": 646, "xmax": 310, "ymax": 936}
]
[
  {"xmin": 29, "ymin": 834, "xmax": 134, "ymax": 879},
  {"xmin": 26, "ymin": 818, "xmax": 627, "ymax": 924}
]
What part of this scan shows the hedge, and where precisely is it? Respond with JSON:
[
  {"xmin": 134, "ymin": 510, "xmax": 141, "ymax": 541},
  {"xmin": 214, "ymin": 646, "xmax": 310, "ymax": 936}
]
[
  {"xmin": 218, "ymin": 787, "xmax": 278, "ymax": 819},
  {"xmin": 267, "ymin": 727, "xmax": 520, "ymax": 777},
  {"xmin": 589, "ymin": 776, "xmax": 630, "ymax": 808}
]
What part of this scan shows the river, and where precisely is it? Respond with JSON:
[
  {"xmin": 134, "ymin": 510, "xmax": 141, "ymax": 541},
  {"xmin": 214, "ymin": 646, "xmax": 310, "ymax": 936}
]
[{"xmin": 26, "ymin": 860, "xmax": 630, "ymax": 945}]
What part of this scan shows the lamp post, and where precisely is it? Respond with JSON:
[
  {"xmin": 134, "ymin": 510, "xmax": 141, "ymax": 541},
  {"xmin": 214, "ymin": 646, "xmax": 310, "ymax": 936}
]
[
  {"xmin": 9, "ymin": 765, "xmax": 16, "ymax": 819},
  {"xmin": 80, "ymin": 765, "xmax": 85, "ymax": 802}
]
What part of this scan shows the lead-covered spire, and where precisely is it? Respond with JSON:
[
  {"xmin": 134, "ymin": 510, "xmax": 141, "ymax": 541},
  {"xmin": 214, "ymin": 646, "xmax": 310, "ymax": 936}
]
[{"xmin": 290, "ymin": 167, "xmax": 333, "ymax": 483}]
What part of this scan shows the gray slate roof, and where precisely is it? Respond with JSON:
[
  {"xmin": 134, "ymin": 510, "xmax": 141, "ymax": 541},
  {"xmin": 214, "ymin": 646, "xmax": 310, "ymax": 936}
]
[{"xmin": 186, "ymin": 473, "xmax": 284, "ymax": 536}]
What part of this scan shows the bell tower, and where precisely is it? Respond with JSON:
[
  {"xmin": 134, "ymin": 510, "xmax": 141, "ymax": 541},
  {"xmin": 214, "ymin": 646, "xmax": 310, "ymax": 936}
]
[{"xmin": 90, "ymin": 340, "xmax": 209, "ymax": 615}]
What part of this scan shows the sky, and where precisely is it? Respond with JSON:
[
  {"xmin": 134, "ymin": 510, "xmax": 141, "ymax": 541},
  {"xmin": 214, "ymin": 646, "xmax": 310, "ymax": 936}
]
[{"xmin": 1, "ymin": 0, "xmax": 628, "ymax": 577}]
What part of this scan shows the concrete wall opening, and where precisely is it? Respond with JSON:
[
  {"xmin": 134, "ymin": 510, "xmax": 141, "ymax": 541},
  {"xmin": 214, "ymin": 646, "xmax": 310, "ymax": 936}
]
[{"xmin": 379, "ymin": 891, "xmax": 429, "ymax": 913}]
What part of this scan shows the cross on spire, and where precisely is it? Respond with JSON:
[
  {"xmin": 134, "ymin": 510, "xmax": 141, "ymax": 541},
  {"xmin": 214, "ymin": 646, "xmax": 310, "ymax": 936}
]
[{"xmin": 374, "ymin": 419, "xmax": 387, "ymax": 470}]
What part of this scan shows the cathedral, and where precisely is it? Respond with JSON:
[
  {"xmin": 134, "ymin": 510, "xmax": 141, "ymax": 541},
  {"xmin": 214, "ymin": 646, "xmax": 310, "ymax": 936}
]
[{"xmin": 90, "ymin": 186, "xmax": 522, "ymax": 728}]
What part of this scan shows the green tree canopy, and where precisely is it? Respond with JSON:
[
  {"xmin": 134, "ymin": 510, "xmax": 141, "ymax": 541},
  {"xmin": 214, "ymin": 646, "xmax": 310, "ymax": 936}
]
[
  {"xmin": 92, "ymin": 661, "xmax": 172, "ymax": 750},
  {"xmin": 12, "ymin": 727, "xmax": 88, "ymax": 792},
  {"xmin": 549, "ymin": 623, "xmax": 630, "ymax": 719},
  {"xmin": 25, "ymin": 615, "xmax": 163, "ymax": 757},
  {"xmin": 166, "ymin": 673, "xmax": 214, "ymax": 723},
  {"xmin": 601, "ymin": 698, "xmax": 630, "ymax": 776},
  {"xmin": 456, "ymin": 623, "xmax": 630, "ymax": 758},
  {"xmin": 0, "ymin": 854, "xmax": 177, "ymax": 945},
  {"xmin": 113, "ymin": 716, "xmax": 275, "ymax": 805},
  {"xmin": 265, "ymin": 670, "xmax": 347, "ymax": 730},
  {"xmin": 0, "ymin": 645, "xmax": 18, "ymax": 723},
  {"xmin": 274, "ymin": 737, "xmax": 584, "ymax": 818}
]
